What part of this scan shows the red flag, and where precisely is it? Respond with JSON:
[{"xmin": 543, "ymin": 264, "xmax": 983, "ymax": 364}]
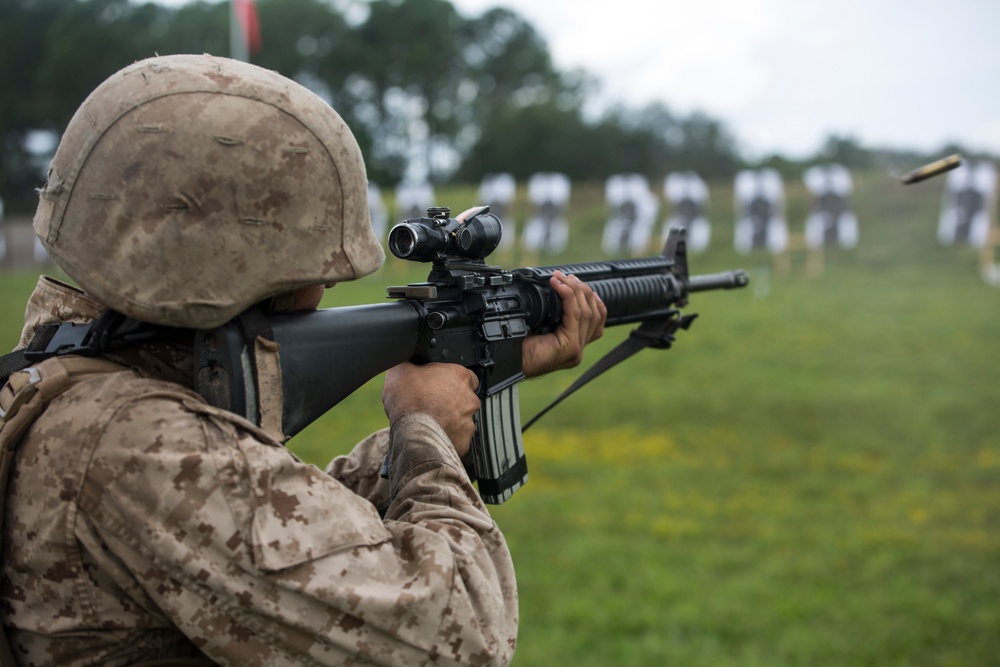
[{"xmin": 234, "ymin": 0, "xmax": 262, "ymax": 54}]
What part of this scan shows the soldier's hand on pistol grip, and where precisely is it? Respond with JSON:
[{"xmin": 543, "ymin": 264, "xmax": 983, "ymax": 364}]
[{"xmin": 383, "ymin": 362, "xmax": 481, "ymax": 454}]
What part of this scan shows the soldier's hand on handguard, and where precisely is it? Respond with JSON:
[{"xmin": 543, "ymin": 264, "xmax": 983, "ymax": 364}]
[
  {"xmin": 522, "ymin": 270, "xmax": 607, "ymax": 378},
  {"xmin": 383, "ymin": 362, "xmax": 481, "ymax": 454}
]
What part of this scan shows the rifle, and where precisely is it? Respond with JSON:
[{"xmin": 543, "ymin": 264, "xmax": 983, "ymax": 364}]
[{"xmin": 192, "ymin": 205, "xmax": 749, "ymax": 503}]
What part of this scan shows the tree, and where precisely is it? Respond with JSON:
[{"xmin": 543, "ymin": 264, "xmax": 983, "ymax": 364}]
[
  {"xmin": 457, "ymin": 102, "xmax": 599, "ymax": 181},
  {"xmin": 157, "ymin": 0, "xmax": 230, "ymax": 57},
  {"xmin": 331, "ymin": 0, "xmax": 574, "ymax": 183},
  {"xmin": 252, "ymin": 0, "xmax": 352, "ymax": 93},
  {"xmin": 462, "ymin": 8, "xmax": 568, "ymax": 112},
  {"xmin": 818, "ymin": 134, "xmax": 874, "ymax": 169},
  {"xmin": 1, "ymin": 0, "xmax": 177, "ymax": 211},
  {"xmin": 1, "ymin": 0, "xmax": 62, "ymax": 210},
  {"xmin": 0, "ymin": 0, "xmax": 751, "ymax": 211},
  {"xmin": 673, "ymin": 111, "xmax": 742, "ymax": 179},
  {"xmin": 35, "ymin": 0, "xmax": 173, "ymax": 122},
  {"xmin": 458, "ymin": 100, "xmax": 743, "ymax": 183},
  {"xmin": 333, "ymin": 0, "xmax": 468, "ymax": 182}
]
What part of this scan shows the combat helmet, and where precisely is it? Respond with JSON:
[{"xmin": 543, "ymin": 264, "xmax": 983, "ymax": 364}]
[{"xmin": 34, "ymin": 54, "xmax": 385, "ymax": 329}]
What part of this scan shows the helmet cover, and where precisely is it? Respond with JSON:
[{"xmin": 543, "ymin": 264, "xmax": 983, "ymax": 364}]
[{"xmin": 34, "ymin": 54, "xmax": 385, "ymax": 328}]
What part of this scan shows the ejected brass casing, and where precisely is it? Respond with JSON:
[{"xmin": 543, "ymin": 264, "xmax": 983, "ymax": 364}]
[{"xmin": 901, "ymin": 154, "xmax": 962, "ymax": 184}]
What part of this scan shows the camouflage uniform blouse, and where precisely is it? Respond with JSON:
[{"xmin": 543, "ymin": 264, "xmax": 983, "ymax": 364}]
[{"xmin": 0, "ymin": 277, "xmax": 518, "ymax": 666}]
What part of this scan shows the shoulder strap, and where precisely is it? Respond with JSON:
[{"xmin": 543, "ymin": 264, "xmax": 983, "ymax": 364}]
[
  {"xmin": 0, "ymin": 323, "xmax": 64, "ymax": 386},
  {"xmin": 0, "ymin": 310, "xmax": 172, "ymax": 388},
  {"xmin": 522, "ymin": 311, "xmax": 698, "ymax": 431},
  {"xmin": 0, "ymin": 356, "xmax": 129, "ymax": 667}
]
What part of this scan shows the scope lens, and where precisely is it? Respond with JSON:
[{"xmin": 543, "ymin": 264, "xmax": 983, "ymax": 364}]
[{"xmin": 388, "ymin": 224, "xmax": 418, "ymax": 258}]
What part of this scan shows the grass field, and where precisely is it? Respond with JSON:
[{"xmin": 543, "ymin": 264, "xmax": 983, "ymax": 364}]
[{"xmin": 2, "ymin": 169, "xmax": 998, "ymax": 666}]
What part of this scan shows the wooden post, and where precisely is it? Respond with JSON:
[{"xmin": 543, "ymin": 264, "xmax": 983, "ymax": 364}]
[
  {"xmin": 978, "ymin": 175, "xmax": 1000, "ymax": 285},
  {"xmin": 773, "ymin": 232, "xmax": 823, "ymax": 278}
]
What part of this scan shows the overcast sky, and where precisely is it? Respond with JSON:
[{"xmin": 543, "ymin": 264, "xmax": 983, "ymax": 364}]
[
  {"xmin": 451, "ymin": 0, "xmax": 1000, "ymax": 158},
  {"xmin": 158, "ymin": 0, "xmax": 1000, "ymax": 159}
]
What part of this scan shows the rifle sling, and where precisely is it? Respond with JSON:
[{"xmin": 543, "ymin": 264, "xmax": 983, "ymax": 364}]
[{"xmin": 521, "ymin": 311, "xmax": 697, "ymax": 432}]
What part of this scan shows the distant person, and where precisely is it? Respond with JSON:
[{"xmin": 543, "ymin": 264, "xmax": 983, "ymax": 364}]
[
  {"xmin": 938, "ymin": 160, "xmax": 996, "ymax": 247},
  {"xmin": 734, "ymin": 168, "xmax": 788, "ymax": 254},
  {"xmin": 522, "ymin": 172, "xmax": 571, "ymax": 254},
  {"xmin": 477, "ymin": 173, "xmax": 517, "ymax": 251},
  {"xmin": 394, "ymin": 178, "xmax": 435, "ymax": 220},
  {"xmin": 803, "ymin": 163, "xmax": 858, "ymax": 249},
  {"xmin": 662, "ymin": 171, "xmax": 711, "ymax": 253},
  {"xmin": 368, "ymin": 182, "xmax": 389, "ymax": 241},
  {"xmin": 602, "ymin": 173, "xmax": 658, "ymax": 256}
]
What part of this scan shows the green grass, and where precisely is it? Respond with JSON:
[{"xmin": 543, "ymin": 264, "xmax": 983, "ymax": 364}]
[{"xmin": 2, "ymin": 171, "xmax": 998, "ymax": 666}]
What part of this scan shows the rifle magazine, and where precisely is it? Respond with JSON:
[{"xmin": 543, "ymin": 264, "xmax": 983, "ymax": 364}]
[{"xmin": 472, "ymin": 384, "xmax": 527, "ymax": 504}]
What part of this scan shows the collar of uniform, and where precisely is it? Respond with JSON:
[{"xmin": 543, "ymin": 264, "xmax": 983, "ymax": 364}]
[
  {"xmin": 17, "ymin": 275, "xmax": 195, "ymax": 389},
  {"xmin": 17, "ymin": 275, "xmax": 107, "ymax": 351}
]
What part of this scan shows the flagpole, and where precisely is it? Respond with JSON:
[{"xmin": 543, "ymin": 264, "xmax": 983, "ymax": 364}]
[{"xmin": 230, "ymin": 0, "xmax": 248, "ymax": 62}]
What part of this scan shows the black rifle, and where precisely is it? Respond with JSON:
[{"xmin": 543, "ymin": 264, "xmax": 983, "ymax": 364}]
[{"xmin": 192, "ymin": 206, "xmax": 749, "ymax": 503}]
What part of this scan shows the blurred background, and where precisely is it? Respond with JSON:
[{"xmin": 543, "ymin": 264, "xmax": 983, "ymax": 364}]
[
  {"xmin": 3, "ymin": 0, "xmax": 999, "ymax": 213},
  {"xmin": 1, "ymin": 1, "xmax": 999, "ymax": 665}
]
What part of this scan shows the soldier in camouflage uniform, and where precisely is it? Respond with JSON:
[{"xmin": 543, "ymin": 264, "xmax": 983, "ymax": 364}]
[{"xmin": 0, "ymin": 55, "xmax": 606, "ymax": 666}]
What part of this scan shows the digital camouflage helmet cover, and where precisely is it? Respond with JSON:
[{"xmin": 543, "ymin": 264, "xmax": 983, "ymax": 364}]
[{"xmin": 34, "ymin": 54, "xmax": 385, "ymax": 329}]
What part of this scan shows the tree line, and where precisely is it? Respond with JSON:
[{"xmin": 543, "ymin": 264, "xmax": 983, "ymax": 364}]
[{"xmin": 0, "ymin": 0, "xmax": 977, "ymax": 214}]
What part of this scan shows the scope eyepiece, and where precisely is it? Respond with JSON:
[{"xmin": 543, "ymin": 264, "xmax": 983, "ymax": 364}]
[
  {"xmin": 455, "ymin": 210, "xmax": 502, "ymax": 258},
  {"xmin": 387, "ymin": 206, "xmax": 504, "ymax": 263}
]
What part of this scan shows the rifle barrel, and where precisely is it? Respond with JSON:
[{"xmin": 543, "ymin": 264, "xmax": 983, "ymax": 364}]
[{"xmin": 689, "ymin": 269, "xmax": 751, "ymax": 292}]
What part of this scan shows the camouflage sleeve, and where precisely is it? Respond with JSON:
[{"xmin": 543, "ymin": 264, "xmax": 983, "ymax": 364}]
[
  {"xmin": 79, "ymin": 397, "xmax": 517, "ymax": 666},
  {"xmin": 324, "ymin": 428, "xmax": 391, "ymax": 512},
  {"xmin": 384, "ymin": 413, "xmax": 519, "ymax": 660}
]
